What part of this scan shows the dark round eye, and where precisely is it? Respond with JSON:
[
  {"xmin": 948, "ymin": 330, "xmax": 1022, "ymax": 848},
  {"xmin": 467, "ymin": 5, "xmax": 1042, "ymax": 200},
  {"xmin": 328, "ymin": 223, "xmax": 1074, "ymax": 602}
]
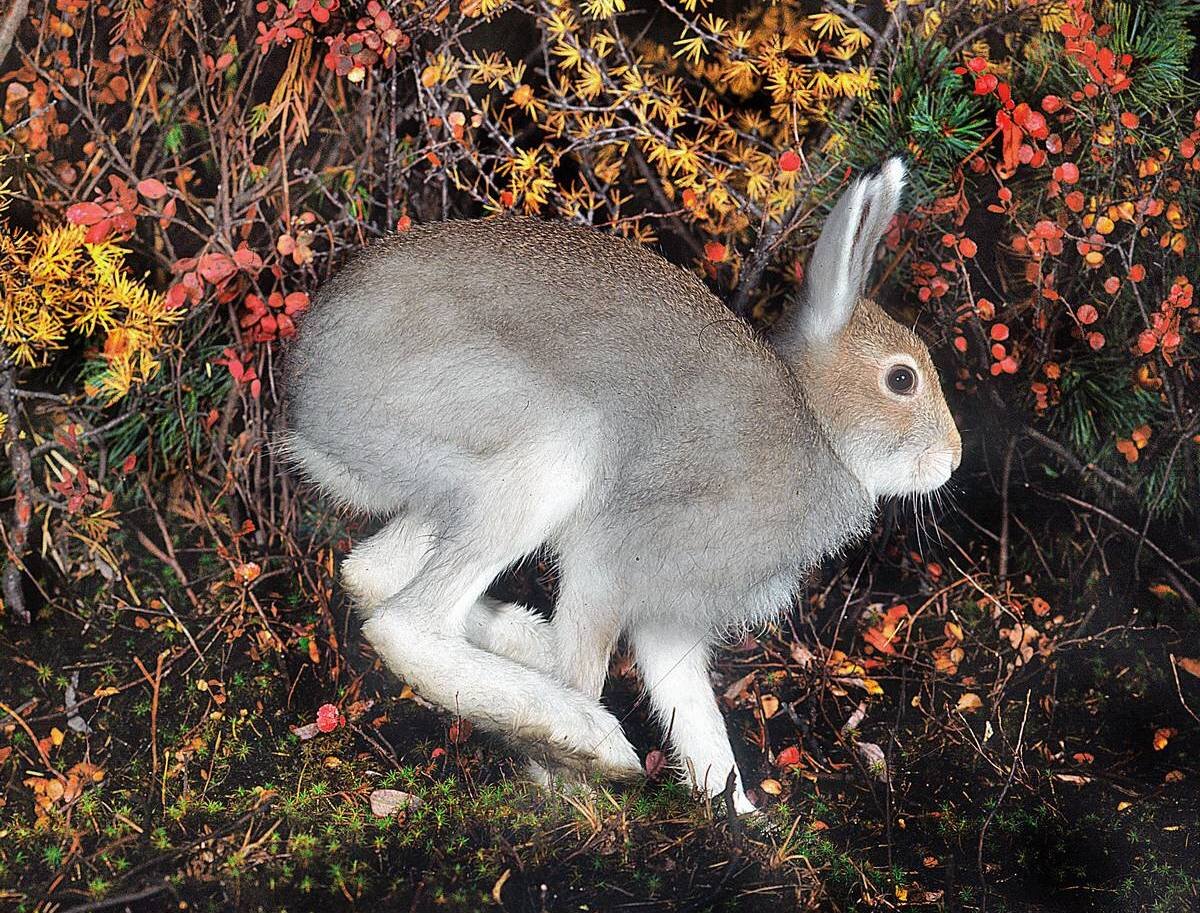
[{"xmin": 886, "ymin": 365, "xmax": 917, "ymax": 395}]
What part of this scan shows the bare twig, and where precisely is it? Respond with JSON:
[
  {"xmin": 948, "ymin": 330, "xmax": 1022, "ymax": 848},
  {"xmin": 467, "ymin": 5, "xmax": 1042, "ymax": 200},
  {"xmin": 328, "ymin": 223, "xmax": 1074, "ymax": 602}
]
[
  {"xmin": 977, "ymin": 691, "xmax": 1031, "ymax": 913},
  {"xmin": 997, "ymin": 435, "xmax": 1016, "ymax": 580}
]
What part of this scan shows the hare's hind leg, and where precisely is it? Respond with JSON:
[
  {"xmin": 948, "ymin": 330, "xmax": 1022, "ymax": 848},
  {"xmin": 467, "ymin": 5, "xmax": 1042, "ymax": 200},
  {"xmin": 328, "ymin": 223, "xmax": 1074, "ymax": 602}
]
[
  {"xmin": 464, "ymin": 597, "xmax": 556, "ymax": 675},
  {"xmin": 342, "ymin": 515, "xmax": 434, "ymax": 612},
  {"xmin": 343, "ymin": 520, "xmax": 557, "ymax": 674},
  {"xmin": 630, "ymin": 621, "xmax": 756, "ymax": 815},
  {"xmin": 358, "ymin": 491, "xmax": 640, "ymax": 778}
]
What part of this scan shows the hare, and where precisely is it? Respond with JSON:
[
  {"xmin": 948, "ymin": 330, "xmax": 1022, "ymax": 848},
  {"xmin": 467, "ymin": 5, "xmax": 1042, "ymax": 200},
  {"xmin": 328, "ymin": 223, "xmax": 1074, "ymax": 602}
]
[{"xmin": 282, "ymin": 159, "xmax": 960, "ymax": 815}]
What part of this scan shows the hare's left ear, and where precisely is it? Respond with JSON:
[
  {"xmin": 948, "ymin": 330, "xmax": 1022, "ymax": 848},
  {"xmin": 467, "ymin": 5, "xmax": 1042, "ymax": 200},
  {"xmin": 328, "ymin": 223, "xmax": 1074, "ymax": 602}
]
[{"xmin": 795, "ymin": 158, "xmax": 906, "ymax": 345}]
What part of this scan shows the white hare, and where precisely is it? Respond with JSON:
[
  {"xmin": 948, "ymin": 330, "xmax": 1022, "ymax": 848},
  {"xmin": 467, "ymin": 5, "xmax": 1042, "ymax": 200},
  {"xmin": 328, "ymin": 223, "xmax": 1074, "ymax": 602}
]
[{"xmin": 283, "ymin": 159, "xmax": 960, "ymax": 814}]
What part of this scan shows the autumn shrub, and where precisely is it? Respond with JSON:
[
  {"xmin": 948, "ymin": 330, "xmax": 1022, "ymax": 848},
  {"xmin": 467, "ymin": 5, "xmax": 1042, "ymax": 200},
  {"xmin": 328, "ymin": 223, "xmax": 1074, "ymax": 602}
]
[{"xmin": 0, "ymin": 0, "xmax": 1195, "ymax": 622}]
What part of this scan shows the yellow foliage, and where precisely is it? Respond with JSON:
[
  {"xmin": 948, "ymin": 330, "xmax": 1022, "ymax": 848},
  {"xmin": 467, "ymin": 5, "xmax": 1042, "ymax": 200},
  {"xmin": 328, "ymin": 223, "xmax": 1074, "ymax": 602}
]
[
  {"xmin": 437, "ymin": 0, "xmax": 876, "ymax": 236},
  {"xmin": 0, "ymin": 223, "xmax": 179, "ymax": 403}
]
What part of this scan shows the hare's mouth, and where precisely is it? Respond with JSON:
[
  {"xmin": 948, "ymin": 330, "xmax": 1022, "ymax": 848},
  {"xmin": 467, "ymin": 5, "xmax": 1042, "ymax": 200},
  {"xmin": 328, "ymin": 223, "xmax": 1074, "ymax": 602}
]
[{"xmin": 913, "ymin": 449, "xmax": 957, "ymax": 493}]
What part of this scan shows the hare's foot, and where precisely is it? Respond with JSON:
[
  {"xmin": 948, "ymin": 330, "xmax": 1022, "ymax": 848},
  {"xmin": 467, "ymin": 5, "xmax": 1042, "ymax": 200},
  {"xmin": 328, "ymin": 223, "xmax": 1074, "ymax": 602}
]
[
  {"xmin": 630, "ymin": 622, "xmax": 757, "ymax": 815},
  {"xmin": 511, "ymin": 694, "xmax": 642, "ymax": 781},
  {"xmin": 523, "ymin": 758, "xmax": 600, "ymax": 799}
]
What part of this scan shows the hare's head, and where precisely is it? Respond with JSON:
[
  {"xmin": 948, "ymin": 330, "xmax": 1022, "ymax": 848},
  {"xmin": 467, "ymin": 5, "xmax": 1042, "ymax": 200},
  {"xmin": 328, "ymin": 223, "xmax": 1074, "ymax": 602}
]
[{"xmin": 779, "ymin": 159, "xmax": 961, "ymax": 499}]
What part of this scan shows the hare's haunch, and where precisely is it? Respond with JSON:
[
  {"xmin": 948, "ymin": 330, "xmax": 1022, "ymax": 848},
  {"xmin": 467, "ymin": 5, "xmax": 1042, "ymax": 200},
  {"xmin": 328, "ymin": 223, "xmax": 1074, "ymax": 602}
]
[{"xmin": 283, "ymin": 159, "xmax": 961, "ymax": 815}]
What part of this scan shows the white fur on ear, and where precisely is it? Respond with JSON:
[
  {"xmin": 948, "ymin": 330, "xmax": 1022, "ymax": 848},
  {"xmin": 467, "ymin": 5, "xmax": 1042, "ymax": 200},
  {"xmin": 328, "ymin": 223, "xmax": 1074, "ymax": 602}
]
[{"xmin": 799, "ymin": 158, "xmax": 906, "ymax": 344}]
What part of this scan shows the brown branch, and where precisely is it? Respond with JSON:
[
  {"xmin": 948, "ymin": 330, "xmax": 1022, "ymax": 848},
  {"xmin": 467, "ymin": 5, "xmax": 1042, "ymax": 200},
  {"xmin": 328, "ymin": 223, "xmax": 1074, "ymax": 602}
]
[
  {"xmin": 1046, "ymin": 491, "xmax": 1199, "ymax": 609},
  {"xmin": 0, "ymin": 352, "xmax": 32, "ymax": 624},
  {"xmin": 0, "ymin": 0, "xmax": 29, "ymax": 67},
  {"xmin": 1022, "ymin": 426, "xmax": 1137, "ymax": 500}
]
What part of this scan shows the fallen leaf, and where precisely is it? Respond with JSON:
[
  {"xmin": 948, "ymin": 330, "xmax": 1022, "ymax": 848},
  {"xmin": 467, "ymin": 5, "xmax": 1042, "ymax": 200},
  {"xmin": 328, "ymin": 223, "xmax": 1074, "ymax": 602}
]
[
  {"xmin": 759, "ymin": 778, "xmax": 782, "ymax": 795},
  {"xmin": 775, "ymin": 746, "xmax": 802, "ymax": 768},
  {"xmin": 645, "ymin": 749, "xmax": 668, "ymax": 779},
  {"xmin": 956, "ymin": 693, "xmax": 983, "ymax": 714},
  {"xmin": 1153, "ymin": 727, "xmax": 1177, "ymax": 751},
  {"xmin": 790, "ymin": 642, "xmax": 816, "ymax": 669},
  {"xmin": 1175, "ymin": 657, "xmax": 1200, "ymax": 679},
  {"xmin": 369, "ymin": 788, "xmax": 422, "ymax": 817},
  {"xmin": 759, "ymin": 694, "xmax": 780, "ymax": 718},
  {"xmin": 1054, "ymin": 773, "xmax": 1091, "ymax": 785},
  {"xmin": 292, "ymin": 722, "xmax": 320, "ymax": 740},
  {"xmin": 722, "ymin": 671, "xmax": 756, "ymax": 701}
]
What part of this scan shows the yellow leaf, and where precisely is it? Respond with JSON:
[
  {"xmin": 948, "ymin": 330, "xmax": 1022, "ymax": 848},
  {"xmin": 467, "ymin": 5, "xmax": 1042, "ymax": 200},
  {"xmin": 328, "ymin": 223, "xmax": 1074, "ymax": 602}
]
[
  {"xmin": 956, "ymin": 693, "xmax": 983, "ymax": 714},
  {"xmin": 759, "ymin": 778, "xmax": 782, "ymax": 795},
  {"xmin": 49, "ymin": 727, "xmax": 64, "ymax": 747},
  {"xmin": 1153, "ymin": 727, "xmax": 1177, "ymax": 751}
]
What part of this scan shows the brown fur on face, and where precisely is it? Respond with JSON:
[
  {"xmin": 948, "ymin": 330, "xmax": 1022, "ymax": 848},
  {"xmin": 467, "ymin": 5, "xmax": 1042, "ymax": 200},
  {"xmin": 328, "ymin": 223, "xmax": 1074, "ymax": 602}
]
[{"xmin": 796, "ymin": 298, "xmax": 961, "ymax": 497}]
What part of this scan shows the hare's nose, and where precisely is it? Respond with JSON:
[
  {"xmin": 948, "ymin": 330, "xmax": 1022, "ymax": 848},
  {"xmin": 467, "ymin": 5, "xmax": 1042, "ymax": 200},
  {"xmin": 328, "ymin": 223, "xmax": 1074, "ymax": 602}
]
[{"xmin": 948, "ymin": 426, "xmax": 963, "ymax": 470}]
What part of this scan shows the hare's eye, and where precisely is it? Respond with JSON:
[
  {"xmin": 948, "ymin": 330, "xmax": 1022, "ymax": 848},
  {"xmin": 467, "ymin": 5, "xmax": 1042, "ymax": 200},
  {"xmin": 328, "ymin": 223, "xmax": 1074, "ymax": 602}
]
[{"xmin": 886, "ymin": 365, "xmax": 917, "ymax": 395}]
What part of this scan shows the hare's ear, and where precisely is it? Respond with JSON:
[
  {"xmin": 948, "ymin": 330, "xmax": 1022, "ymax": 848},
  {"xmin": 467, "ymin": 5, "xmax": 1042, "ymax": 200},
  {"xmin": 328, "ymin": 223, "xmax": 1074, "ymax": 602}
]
[{"xmin": 798, "ymin": 158, "xmax": 906, "ymax": 344}]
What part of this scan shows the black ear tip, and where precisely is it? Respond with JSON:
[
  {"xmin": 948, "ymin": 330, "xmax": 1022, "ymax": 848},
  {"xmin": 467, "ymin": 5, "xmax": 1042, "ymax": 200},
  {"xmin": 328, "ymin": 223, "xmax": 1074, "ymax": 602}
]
[{"xmin": 862, "ymin": 156, "xmax": 908, "ymax": 184}]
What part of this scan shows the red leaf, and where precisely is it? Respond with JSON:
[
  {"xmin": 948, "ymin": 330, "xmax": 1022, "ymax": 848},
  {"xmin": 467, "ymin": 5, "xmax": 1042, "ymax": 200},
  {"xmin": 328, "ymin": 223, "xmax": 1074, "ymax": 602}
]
[
  {"xmin": 66, "ymin": 201, "xmax": 108, "ymax": 225},
  {"xmin": 84, "ymin": 219, "xmax": 113, "ymax": 244},
  {"xmin": 315, "ymin": 703, "xmax": 341, "ymax": 733},
  {"xmin": 197, "ymin": 252, "xmax": 236, "ymax": 285},
  {"xmin": 973, "ymin": 74, "xmax": 998, "ymax": 95},
  {"xmin": 136, "ymin": 178, "xmax": 169, "ymax": 200},
  {"xmin": 775, "ymin": 746, "xmax": 802, "ymax": 768},
  {"xmin": 233, "ymin": 245, "xmax": 263, "ymax": 272}
]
